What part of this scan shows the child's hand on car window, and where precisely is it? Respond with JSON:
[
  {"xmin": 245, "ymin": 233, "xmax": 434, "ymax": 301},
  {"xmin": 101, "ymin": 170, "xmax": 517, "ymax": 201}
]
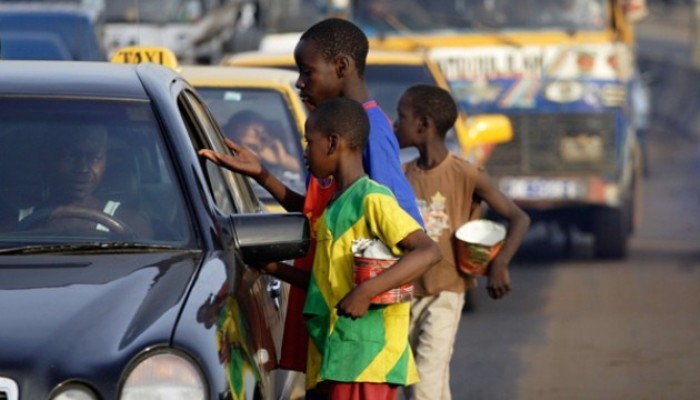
[{"xmin": 198, "ymin": 138, "xmax": 266, "ymax": 180}]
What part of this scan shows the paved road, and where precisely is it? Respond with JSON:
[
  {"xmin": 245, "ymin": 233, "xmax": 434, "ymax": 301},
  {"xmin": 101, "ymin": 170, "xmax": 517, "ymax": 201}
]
[{"xmin": 449, "ymin": 6, "xmax": 700, "ymax": 399}]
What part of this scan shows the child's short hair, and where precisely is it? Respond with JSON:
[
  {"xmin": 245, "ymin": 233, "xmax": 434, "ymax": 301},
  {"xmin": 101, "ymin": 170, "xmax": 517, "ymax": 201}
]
[
  {"xmin": 310, "ymin": 98, "xmax": 369, "ymax": 150},
  {"xmin": 403, "ymin": 84, "xmax": 458, "ymax": 137},
  {"xmin": 300, "ymin": 18, "xmax": 369, "ymax": 77}
]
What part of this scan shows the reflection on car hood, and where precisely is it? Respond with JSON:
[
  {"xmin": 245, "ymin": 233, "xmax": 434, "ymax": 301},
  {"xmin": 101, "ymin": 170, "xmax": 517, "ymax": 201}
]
[{"xmin": 0, "ymin": 251, "xmax": 201, "ymax": 382}]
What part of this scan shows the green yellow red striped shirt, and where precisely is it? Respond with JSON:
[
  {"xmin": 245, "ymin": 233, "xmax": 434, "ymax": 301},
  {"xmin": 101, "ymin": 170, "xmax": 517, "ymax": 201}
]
[{"xmin": 303, "ymin": 176, "xmax": 423, "ymax": 389}]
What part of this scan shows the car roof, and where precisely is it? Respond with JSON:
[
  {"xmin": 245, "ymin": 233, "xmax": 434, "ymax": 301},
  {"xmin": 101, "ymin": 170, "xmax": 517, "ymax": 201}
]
[
  {"xmin": 180, "ymin": 65, "xmax": 299, "ymax": 87},
  {"xmin": 222, "ymin": 49, "xmax": 426, "ymax": 67},
  {"xmin": 0, "ymin": 61, "xmax": 158, "ymax": 100}
]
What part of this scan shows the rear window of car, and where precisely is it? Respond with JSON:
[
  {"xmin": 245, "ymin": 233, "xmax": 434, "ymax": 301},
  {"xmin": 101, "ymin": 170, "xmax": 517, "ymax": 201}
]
[{"xmin": 0, "ymin": 97, "xmax": 195, "ymax": 248}]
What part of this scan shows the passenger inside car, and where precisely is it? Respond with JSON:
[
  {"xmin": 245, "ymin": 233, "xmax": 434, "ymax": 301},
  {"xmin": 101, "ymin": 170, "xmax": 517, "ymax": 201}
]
[
  {"xmin": 15, "ymin": 125, "xmax": 153, "ymax": 239},
  {"xmin": 223, "ymin": 110, "xmax": 301, "ymax": 174}
]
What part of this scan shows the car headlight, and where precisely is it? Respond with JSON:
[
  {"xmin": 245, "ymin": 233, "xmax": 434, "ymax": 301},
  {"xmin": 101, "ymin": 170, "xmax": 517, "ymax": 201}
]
[
  {"xmin": 120, "ymin": 351, "xmax": 206, "ymax": 400},
  {"xmin": 49, "ymin": 382, "xmax": 98, "ymax": 400},
  {"xmin": 544, "ymin": 80, "xmax": 584, "ymax": 103}
]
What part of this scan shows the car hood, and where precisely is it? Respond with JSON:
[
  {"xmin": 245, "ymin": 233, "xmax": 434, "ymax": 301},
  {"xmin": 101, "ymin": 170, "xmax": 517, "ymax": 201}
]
[{"xmin": 0, "ymin": 251, "xmax": 201, "ymax": 380}]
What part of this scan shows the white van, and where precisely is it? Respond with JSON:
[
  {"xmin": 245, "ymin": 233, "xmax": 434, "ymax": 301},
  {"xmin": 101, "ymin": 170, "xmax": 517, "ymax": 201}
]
[{"xmin": 104, "ymin": 0, "xmax": 243, "ymax": 64}]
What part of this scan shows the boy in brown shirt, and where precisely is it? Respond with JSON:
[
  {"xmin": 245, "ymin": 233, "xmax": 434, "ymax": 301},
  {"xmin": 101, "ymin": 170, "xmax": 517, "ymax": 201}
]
[{"xmin": 394, "ymin": 84, "xmax": 531, "ymax": 400}]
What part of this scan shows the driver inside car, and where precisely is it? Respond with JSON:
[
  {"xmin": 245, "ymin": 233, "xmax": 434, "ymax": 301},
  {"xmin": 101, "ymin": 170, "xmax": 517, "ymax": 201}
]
[{"xmin": 16, "ymin": 125, "xmax": 152, "ymax": 239}]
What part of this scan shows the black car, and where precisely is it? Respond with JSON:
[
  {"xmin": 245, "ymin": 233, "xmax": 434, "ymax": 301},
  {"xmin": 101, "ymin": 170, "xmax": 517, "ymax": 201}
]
[{"xmin": 0, "ymin": 60, "xmax": 309, "ymax": 400}]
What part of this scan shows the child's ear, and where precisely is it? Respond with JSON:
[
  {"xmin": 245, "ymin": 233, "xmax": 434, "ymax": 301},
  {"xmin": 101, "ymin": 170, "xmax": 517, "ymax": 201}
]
[
  {"xmin": 418, "ymin": 115, "xmax": 431, "ymax": 133},
  {"xmin": 335, "ymin": 54, "xmax": 351, "ymax": 78},
  {"xmin": 327, "ymin": 134, "xmax": 339, "ymax": 155}
]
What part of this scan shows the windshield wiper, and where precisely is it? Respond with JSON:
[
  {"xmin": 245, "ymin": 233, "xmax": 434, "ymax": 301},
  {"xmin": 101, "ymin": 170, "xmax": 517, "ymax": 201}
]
[{"xmin": 0, "ymin": 242, "xmax": 185, "ymax": 255}]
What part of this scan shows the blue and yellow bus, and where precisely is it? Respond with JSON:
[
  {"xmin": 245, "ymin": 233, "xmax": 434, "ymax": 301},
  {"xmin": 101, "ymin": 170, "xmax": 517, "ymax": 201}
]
[{"xmin": 344, "ymin": 0, "xmax": 646, "ymax": 258}]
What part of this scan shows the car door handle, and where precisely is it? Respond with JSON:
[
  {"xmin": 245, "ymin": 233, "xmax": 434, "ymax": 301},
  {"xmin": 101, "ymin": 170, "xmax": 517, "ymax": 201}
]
[{"xmin": 267, "ymin": 279, "xmax": 282, "ymax": 310}]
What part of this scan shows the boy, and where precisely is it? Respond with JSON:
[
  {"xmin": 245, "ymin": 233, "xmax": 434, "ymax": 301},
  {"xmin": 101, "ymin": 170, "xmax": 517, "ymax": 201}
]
[
  {"xmin": 394, "ymin": 85, "xmax": 530, "ymax": 400},
  {"xmin": 259, "ymin": 98, "xmax": 441, "ymax": 399},
  {"xmin": 199, "ymin": 17, "xmax": 423, "ymax": 374}
]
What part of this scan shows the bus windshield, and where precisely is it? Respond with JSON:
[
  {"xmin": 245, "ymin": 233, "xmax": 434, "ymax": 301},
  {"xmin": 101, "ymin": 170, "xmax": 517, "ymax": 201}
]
[{"xmin": 351, "ymin": 0, "xmax": 608, "ymax": 34}]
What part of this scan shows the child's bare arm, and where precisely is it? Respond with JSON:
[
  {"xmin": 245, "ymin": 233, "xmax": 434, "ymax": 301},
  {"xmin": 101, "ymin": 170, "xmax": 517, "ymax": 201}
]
[
  {"xmin": 257, "ymin": 261, "xmax": 311, "ymax": 290},
  {"xmin": 474, "ymin": 168, "xmax": 531, "ymax": 299},
  {"xmin": 199, "ymin": 139, "xmax": 305, "ymax": 212},
  {"xmin": 336, "ymin": 230, "xmax": 442, "ymax": 318}
]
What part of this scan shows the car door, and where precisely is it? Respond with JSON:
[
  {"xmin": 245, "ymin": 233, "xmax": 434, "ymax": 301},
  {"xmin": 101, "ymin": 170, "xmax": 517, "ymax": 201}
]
[{"xmin": 177, "ymin": 88, "xmax": 289, "ymax": 398}]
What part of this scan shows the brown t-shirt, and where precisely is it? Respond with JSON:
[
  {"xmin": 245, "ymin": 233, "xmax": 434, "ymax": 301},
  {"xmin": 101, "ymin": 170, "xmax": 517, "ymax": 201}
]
[{"xmin": 404, "ymin": 153, "xmax": 482, "ymax": 296}]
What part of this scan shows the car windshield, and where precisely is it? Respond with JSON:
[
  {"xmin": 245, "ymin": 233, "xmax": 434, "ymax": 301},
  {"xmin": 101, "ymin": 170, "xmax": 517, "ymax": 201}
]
[
  {"xmin": 196, "ymin": 87, "xmax": 307, "ymax": 199},
  {"xmin": 364, "ymin": 64, "xmax": 462, "ymax": 162},
  {"xmin": 105, "ymin": 0, "xmax": 203, "ymax": 23},
  {"xmin": 0, "ymin": 32, "xmax": 73, "ymax": 60},
  {"xmin": 0, "ymin": 9, "xmax": 104, "ymax": 61},
  {"xmin": 351, "ymin": 0, "xmax": 607, "ymax": 33},
  {"xmin": 0, "ymin": 97, "xmax": 195, "ymax": 248}
]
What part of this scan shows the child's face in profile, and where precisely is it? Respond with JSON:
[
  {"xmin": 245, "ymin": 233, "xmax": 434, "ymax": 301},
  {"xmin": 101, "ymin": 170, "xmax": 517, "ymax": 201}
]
[
  {"xmin": 303, "ymin": 118, "xmax": 333, "ymax": 179},
  {"xmin": 294, "ymin": 38, "xmax": 343, "ymax": 109},
  {"xmin": 394, "ymin": 95, "xmax": 421, "ymax": 149}
]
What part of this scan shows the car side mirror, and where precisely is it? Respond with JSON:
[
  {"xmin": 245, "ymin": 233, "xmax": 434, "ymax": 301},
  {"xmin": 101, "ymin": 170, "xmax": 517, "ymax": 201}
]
[{"xmin": 231, "ymin": 212, "xmax": 310, "ymax": 264}]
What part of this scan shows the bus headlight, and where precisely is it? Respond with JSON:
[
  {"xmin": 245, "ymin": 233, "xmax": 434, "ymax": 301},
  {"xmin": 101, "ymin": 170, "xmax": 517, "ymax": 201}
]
[{"xmin": 120, "ymin": 351, "xmax": 206, "ymax": 400}]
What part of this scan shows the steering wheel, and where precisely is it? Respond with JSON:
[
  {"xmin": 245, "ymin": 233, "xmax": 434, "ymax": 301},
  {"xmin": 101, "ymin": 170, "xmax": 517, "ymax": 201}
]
[{"xmin": 17, "ymin": 205, "xmax": 135, "ymax": 238}]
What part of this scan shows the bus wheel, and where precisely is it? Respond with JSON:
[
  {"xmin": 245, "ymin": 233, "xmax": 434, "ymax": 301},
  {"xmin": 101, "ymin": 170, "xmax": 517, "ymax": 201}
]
[{"xmin": 593, "ymin": 206, "xmax": 629, "ymax": 259}]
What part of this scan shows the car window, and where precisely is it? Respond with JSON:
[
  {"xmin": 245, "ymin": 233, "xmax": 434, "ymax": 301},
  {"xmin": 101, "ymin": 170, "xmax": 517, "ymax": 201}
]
[
  {"xmin": 178, "ymin": 90, "xmax": 261, "ymax": 214},
  {"xmin": 197, "ymin": 87, "xmax": 307, "ymax": 202},
  {"xmin": 0, "ymin": 32, "xmax": 73, "ymax": 60},
  {"xmin": 364, "ymin": 64, "xmax": 462, "ymax": 162},
  {"xmin": 0, "ymin": 9, "xmax": 104, "ymax": 61},
  {"xmin": 0, "ymin": 97, "xmax": 194, "ymax": 247}
]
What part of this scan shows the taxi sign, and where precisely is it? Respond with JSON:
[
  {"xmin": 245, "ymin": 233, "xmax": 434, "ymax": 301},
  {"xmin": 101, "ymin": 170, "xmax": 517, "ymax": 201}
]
[{"xmin": 110, "ymin": 46, "xmax": 179, "ymax": 70}]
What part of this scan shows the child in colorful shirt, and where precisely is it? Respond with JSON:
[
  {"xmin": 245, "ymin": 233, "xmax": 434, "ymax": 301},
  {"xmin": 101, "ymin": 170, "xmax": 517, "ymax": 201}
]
[
  {"xmin": 259, "ymin": 98, "xmax": 441, "ymax": 399},
  {"xmin": 394, "ymin": 85, "xmax": 530, "ymax": 400}
]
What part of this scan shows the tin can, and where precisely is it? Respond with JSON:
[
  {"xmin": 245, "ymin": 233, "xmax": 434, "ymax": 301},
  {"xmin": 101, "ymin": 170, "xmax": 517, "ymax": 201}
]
[
  {"xmin": 353, "ymin": 256, "xmax": 413, "ymax": 304},
  {"xmin": 455, "ymin": 219, "xmax": 506, "ymax": 276}
]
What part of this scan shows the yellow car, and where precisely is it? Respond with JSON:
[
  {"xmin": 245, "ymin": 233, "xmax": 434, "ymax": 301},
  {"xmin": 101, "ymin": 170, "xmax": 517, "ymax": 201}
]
[
  {"xmin": 222, "ymin": 49, "xmax": 511, "ymax": 165},
  {"xmin": 179, "ymin": 65, "xmax": 308, "ymax": 213}
]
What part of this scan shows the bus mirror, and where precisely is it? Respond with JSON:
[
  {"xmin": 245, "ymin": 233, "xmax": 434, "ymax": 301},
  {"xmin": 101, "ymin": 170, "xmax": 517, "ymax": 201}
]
[{"xmin": 463, "ymin": 114, "xmax": 513, "ymax": 146}]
